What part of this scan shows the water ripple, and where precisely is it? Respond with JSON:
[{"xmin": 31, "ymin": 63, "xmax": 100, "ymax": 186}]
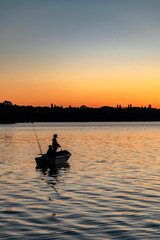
[{"xmin": 0, "ymin": 122, "xmax": 160, "ymax": 239}]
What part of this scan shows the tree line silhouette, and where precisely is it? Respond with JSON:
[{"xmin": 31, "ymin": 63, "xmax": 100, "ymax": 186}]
[{"xmin": 0, "ymin": 101, "xmax": 160, "ymax": 123}]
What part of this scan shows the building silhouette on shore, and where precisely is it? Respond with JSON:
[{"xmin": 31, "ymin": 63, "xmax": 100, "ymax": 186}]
[{"xmin": 0, "ymin": 100, "xmax": 159, "ymax": 123}]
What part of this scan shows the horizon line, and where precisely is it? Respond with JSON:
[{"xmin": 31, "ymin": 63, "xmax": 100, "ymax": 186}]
[{"xmin": 1, "ymin": 101, "xmax": 158, "ymax": 110}]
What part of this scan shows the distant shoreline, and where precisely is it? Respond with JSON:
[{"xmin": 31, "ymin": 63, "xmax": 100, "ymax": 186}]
[{"xmin": 1, "ymin": 102, "xmax": 160, "ymax": 123}]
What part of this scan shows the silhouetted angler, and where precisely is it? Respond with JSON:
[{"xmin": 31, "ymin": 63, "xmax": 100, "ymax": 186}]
[
  {"xmin": 52, "ymin": 134, "xmax": 61, "ymax": 152},
  {"xmin": 46, "ymin": 145, "xmax": 54, "ymax": 157}
]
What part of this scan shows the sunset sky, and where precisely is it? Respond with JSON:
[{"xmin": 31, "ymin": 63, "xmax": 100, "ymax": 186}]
[{"xmin": 0, "ymin": 0, "xmax": 160, "ymax": 107}]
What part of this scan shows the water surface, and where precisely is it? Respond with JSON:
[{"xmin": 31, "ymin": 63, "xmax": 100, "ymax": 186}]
[{"xmin": 0, "ymin": 122, "xmax": 160, "ymax": 239}]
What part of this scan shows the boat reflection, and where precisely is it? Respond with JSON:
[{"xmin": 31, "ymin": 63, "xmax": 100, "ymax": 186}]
[
  {"xmin": 36, "ymin": 163, "xmax": 70, "ymax": 194},
  {"xmin": 37, "ymin": 163, "xmax": 70, "ymax": 175}
]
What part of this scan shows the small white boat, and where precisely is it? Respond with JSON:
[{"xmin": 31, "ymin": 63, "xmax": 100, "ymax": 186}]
[{"xmin": 35, "ymin": 150, "xmax": 71, "ymax": 168}]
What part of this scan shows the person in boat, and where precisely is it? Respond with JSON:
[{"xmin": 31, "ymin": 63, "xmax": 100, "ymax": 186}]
[
  {"xmin": 52, "ymin": 134, "xmax": 61, "ymax": 153},
  {"xmin": 46, "ymin": 145, "xmax": 54, "ymax": 157}
]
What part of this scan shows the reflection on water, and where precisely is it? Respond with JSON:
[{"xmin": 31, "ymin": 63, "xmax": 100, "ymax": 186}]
[
  {"xmin": 0, "ymin": 122, "xmax": 160, "ymax": 239},
  {"xmin": 37, "ymin": 165, "xmax": 70, "ymax": 201},
  {"xmin": 37, "ymin": 165, "xmax": 70, "ymax": 196}
]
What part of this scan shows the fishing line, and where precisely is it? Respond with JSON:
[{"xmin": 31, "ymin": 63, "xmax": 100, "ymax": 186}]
[{"xmin": 69, "ymin": 150, "xmax": 85, "ymax": 157}]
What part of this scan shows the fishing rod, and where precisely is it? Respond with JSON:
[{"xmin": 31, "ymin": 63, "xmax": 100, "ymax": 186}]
[{"xmin": 32, "ymin": 123, "xmax": 43, "ymax": 155}]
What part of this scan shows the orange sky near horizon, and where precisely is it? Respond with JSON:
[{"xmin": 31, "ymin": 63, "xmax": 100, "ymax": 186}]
[
  {"xmin": 1, "ymin": 60, "xmax": 160, "ymax": 108},
  {"xmin": 1, "ymin": 1, "xmax": 160, "ymax": 108}
]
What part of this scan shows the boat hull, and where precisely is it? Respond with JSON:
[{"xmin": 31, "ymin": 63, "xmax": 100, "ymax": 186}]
[{"xmin": 35, "ymin": 150, "xmax": 71, "ymax": 168}]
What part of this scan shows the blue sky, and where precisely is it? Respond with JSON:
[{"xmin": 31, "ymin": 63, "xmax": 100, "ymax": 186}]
[{"xmin": 1, "ymin": 0, "xmax": 160, "ymax": 61}]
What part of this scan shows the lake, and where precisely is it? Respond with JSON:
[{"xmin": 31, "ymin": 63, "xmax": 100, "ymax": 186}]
[{"xmin": 0, "ymin": 122, "xmax": 160, "ymax": 240}]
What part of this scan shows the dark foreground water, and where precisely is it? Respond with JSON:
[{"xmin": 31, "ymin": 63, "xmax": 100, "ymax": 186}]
[{"xmin": 0, "ymin": 122, "xmax": 160, "ymax": 240}]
